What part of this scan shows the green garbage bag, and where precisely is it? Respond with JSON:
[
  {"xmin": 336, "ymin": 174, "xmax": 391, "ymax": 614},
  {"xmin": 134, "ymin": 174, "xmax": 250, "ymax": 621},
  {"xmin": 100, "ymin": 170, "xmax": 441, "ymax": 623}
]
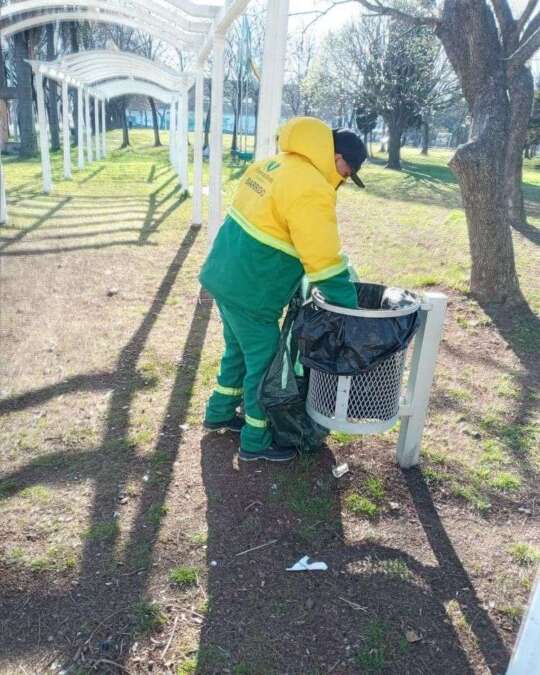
[{"xmin": 257, "ymin": 292, "xmax": 328, "ymax": 453}]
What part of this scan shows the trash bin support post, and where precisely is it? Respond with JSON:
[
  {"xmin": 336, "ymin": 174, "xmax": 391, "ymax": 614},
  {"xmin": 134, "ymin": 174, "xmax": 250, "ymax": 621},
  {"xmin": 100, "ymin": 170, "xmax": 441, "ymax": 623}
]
[{"xmin": 396, "ymin": 291, "xmax": 447, "ymax": 469}]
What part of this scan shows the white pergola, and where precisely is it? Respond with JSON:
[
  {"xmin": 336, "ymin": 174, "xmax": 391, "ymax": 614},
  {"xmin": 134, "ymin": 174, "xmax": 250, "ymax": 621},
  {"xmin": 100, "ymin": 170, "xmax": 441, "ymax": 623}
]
[{"xmin": 0, "ymin": 0, "xmax": 290, "ymax": 236}]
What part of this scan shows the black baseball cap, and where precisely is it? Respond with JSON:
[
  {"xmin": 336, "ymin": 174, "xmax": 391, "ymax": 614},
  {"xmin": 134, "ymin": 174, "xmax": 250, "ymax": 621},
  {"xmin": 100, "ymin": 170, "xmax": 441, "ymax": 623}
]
[{"xmin": 332, "ymin": 128, "xmax": 367, "ymax": 188}]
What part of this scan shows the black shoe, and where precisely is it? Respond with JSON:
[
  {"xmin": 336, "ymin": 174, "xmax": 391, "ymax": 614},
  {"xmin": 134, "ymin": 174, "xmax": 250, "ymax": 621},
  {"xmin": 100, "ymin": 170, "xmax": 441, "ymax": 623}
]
[
  {"xmin": 203, "ymin": 415, "xmax": 244, "ymax": 433},
  {"xmin": 239, "ymin": 445, "xmax": 297, "ymax": 462}
]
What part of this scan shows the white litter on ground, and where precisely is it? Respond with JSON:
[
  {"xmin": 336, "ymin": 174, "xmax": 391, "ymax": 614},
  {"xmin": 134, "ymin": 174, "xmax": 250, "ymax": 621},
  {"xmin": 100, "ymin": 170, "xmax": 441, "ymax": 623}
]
[
  {"xmin": 332, "ymin": 463, "xmax": 350, "ymax": 478},
  {"xmin": 287, "ymin": 556, "xmax": 328, "ymax": 572}
]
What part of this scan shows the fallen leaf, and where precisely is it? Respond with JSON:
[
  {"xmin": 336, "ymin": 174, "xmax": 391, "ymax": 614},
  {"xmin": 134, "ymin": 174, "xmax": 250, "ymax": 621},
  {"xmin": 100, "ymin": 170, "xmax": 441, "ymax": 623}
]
[{"xmin": 405, "ymin": 629, "xmax": 422, "ymax": 643}]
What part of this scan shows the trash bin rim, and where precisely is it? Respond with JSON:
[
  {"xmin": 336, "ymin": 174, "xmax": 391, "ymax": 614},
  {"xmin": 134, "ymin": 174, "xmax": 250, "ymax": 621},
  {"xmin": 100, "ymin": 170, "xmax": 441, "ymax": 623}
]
[{"xmin": 312, "ymin": 288, "xmax": 421, "ymax": 318}]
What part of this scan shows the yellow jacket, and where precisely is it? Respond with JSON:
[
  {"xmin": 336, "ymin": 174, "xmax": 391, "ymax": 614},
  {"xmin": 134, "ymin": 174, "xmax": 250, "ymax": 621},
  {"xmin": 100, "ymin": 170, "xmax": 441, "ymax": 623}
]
[
  {"xmin": 200, "ymin": 117, "xmax": 358, "ymax": 320},
  {"xmin": 230, "ymin": 116, "xmax": 348, "ymax": 282}
]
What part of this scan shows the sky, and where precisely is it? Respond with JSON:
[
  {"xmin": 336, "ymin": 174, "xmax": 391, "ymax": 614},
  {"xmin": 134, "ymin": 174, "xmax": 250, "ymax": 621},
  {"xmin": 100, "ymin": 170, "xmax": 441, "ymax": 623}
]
[
  {"xmin": 287, "ymin": 0, "xmax": 532, "ymax": 34},
  {"xmin": 286, "ymin": 0, "xmax": 540, "ymax": 69}
]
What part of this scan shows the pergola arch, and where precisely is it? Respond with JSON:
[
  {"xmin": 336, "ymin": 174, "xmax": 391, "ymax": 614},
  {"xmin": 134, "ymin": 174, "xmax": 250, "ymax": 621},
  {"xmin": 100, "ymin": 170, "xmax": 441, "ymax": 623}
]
[
  {"xmin": 52, "ymin": 50, "xmax": 189, "ymax": 91},
  {"xmin": 97, "ymin": 80, "xmax": 177, "ymax": 104},
  {"xmin": 1, "ymin": 0, "xmax": 214, "ymax": 35},
  {"xmin": 0, "ymin": 11, "xmax": 202, "ymax": 50},
  {"xmin": 0, "ymin": 0, "xmax": 291, "ymax": 238}
]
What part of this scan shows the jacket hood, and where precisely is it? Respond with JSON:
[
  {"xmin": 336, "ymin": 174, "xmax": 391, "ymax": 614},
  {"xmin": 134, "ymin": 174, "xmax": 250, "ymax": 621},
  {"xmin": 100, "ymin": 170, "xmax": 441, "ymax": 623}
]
[{"xmin": 278, "ymin": 117, "xmax": 342, "ymax": 189}]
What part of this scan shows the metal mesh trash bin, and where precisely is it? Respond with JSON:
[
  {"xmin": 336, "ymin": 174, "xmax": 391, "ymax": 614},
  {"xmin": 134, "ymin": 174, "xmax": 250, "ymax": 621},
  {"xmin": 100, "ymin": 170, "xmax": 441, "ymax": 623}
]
[{"xmin": 305, "ymin": 285, "xmax": 421, "ymax": 434}]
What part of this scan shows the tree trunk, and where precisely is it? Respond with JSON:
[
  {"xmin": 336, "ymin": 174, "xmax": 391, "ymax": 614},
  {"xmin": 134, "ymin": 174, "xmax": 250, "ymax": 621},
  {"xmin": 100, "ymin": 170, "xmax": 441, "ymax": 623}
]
[
  {"xmin": 121, "ymin": 98, "xmax": 130, "ymax": 148},
  {"xmin": 363, "ymin": 131, "xmax": 369, "ymax": 151},
  {"xmin": 69, "ymin": 23, "xmax": 79, "ymax": 141},
  {"xmin": 438, "ymin": 0, "xmax": 522, "ymax": 304},
  {"xmin": 232, "ymin": 79, "xmax": 242, "ymax": 153},
  {"xmin": 451, "ymin": 142, "xmax": 519, "ymax": 305},
  {"xmin": 203, "ymin": 105, "xmax": 211, "ymax": 151},
  {"xmin": 14, "ymin": 32, "xmax": 37, "ymax": 158},
  {"xmin": 379, "ymin": 122, "xmax": 386, "ymax": 153},
  {"xmin": 0, "ymin": 48, "xmax": 9, "ymax": 150},
  {"xmin": 421, "ymin": 119, "xmax": 429, "ymax": 155},
  {"xmin": 148, "ymin": 97, "xmax": 161, "ymax": 146},
  {"xmin": 504, "ymin": 65, "xmax": 533, "ymax": 229},
  {"xmin": 386, "ymin": 119, "xmax": 402, "ymax": 170},
  {"xmin": 46, "ymin": 24, "xmax": 60, "ymax": 152}
]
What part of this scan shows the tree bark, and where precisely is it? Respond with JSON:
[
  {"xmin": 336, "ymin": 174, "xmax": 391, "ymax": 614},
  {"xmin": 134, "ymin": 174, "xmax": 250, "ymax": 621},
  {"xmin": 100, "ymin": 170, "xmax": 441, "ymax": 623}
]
[
  {"xmin": 386, "ymin": 118, "xmax": 402, "ymax": 170},
  {"xmin": 437, "ymin": 0, "xmax": 522, "ymax": 304},
  {"xmin": 0, "ymin": 47, "xmax": 9, "ymax": 150},
  {"xmin": 69, "ymin": 22, "xmax": 79, "ymax": 141},
  {"xmin": 231, "ymin": 79, "xmax": 242, "ymax": 153},
  {"xmin": 421, "ymin": 119, "xmax": 429, "ymax": 155},
  {"xmin": 14, "ymin": 32, "xmax": 37, "ymax": 158},
  {"xmin": 504, "ymin": 65, "xmax": 533, "ymax": 228},
  {"xmin": 46, "ymin": 24, "xmax": 60, "ymax": 152},
  {"xmin": 148, "ymin": 97, "xmax": 161, "ymax": 146},
  {"xmin": 379, "ymin": 122, "xmax": 387, "ymax": 153},
  {"xmin": 121, "ymin": 98, "xmax": 130, "ymax": 148}
]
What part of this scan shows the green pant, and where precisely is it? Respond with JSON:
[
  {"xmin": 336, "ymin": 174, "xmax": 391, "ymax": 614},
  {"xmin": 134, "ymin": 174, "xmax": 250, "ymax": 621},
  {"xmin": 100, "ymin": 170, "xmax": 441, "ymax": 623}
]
[{"xmin": 204, "ymin": 302, "xmax": 280, "ymax": 452}]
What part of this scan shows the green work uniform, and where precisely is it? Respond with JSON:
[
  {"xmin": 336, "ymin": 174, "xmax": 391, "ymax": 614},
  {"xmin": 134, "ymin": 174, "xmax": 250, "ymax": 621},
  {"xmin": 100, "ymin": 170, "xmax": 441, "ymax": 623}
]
[
  {"xmin": 204, "ymin": 302, "xmax": 279, "ymax": 452},
  {"xmin": 200, "ymin": 117, "xmax": 359, "ymax": 454}
]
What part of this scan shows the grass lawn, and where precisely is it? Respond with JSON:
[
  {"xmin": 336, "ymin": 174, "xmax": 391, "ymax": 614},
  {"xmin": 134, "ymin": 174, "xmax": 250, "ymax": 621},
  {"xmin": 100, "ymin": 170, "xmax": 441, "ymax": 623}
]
[{"xmin": 0, "ymin": 130, "xmax": 538, "ymax": 674}]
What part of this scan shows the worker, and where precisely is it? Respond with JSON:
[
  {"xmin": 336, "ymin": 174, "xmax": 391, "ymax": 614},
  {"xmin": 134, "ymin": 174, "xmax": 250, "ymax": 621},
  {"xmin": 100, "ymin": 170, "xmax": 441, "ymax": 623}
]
[{"xmin": 200, "ymin": 116, "xmax": 367, "ymax": 462}]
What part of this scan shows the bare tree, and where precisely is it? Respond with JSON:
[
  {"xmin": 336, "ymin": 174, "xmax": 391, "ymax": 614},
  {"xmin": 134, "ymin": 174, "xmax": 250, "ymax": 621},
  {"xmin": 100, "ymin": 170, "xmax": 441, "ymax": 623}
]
[
  {"xmin": 355, "ymin": 0, "xmax": 540, "ymax": 305},
  {"xmin": 148, "ymin": 97, "xmax": 162, "ymax": 146},
  {"xmin": 0, "ymin": 42, "xmax": 12, "ymax": 150},
  {"xmin": 283, "ymin": 32, "xmax": 318, "ymax": 117},
  {"xmin": 13, "ymin": 31, "xmax": 37, "ymax": 158},
  {"xmin": 344, "ymin": 16, "xmax": 441, "ymax": 169},
  {"xmin": 418, "ymin": 46, "xmax": 459, "ymax": 154}
]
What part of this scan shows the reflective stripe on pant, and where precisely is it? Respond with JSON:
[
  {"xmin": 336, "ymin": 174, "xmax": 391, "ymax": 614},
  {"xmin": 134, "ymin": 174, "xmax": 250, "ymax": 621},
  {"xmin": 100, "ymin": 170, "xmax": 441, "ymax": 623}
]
[{"xmin": 204, "ymin": 302, "xmax": 280, "ymax": 452}]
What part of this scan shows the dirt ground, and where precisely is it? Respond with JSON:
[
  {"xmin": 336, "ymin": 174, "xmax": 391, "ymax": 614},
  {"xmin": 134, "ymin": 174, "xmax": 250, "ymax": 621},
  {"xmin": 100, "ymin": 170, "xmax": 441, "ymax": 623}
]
[{"xmin": 0, "ymin": 139, "xmax": 539, "ymax": 675}]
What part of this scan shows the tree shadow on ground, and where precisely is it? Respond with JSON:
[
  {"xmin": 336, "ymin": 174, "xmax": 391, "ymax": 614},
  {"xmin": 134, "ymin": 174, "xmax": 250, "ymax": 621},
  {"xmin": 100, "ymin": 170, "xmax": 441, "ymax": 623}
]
[
  {"xmin": 477, "ymin": 297, "xmax": 540, "ymax": 472},
  {"xmin": 197, "ymin": 435, "xmax": 510, "ymax": 674},
  {"xmin": 0, "ymin": 225, "xmax": 211, "ymax": 672},
  {"xmin": 359, "ymin": 157, "xmax": 462, "ymax": 210},
  {"xmin": 510, "ymin": 219, "xmax": 540, "ymax": 246}
]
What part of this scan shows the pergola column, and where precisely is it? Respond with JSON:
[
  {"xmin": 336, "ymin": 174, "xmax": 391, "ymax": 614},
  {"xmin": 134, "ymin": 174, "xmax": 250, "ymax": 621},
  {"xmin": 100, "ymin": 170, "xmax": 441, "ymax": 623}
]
[
  {"xmin": 174, "ymin": 98, "xmax": 181, "ymax": 175},
  {"xmin": 35, "ymin": 71, "xmax": 53, "ymax": 194},
  {"xmin": 85, "ymin": 90, "xmax": 93, "ymax": 162},
  {"xmin": 62, "ymin": 79, "xmax": 72, "ymax": 179},
  {"xmin": 208, "ymin": 34, "xmax": 225, "ymax": 241},
  {"xmin": 77, "ymin": 87, "xmax": 85, "ymax": 170},
  {"xmin": 169, "ymin": 97, "xmax": 177, "ymax": 170},
  {"xmin": 94, "ymin": 96, "xmax": 101, "ymax": 160},
  {"xmin": 192, "ymin": 70, "xmax": 204, "ymax": 226},
  {"xmin": 101, "ymin": 99, "xmax": 107, "ymax": 158},
  {"xmin": 179, "ymin": 89, "xmax": 189, "ymax": 190},
  {"xmin": 255, "ymin": 0, "xmax": 290, "ymax": 160}
]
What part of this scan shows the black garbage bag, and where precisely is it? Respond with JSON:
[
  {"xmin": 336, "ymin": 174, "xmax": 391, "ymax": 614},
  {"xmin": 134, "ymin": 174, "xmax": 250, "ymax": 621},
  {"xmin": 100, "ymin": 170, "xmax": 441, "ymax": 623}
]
[
  {"xmin": 258, "ymin": 294, "xmax": 328, "ymax": 453},
  {"xmin": 293, "ymin": 282, "xmax": 420, "ymax": 375}
]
